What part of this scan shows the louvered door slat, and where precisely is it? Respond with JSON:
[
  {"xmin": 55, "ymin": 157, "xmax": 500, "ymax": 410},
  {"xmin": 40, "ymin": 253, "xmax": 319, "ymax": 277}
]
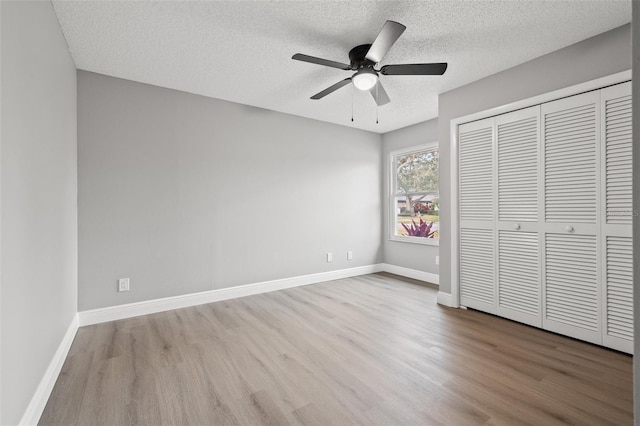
[
  {"xmin": 544, "ymin": 233, "xmax": 600, "ymax": 344},
  {"xmin": 606, "ymin": 236, "xmax": 633, "ymax": 341},
  {"xmin": 604, "ymin": 87, "xmax": 632, "ymax": 224},
  {"xmin": 543, "ymin": 94, "xmax": 598, "ymax": 224},
  {"xmin": 460, "ymin": 228, "xmax": 495, "ymax": 312},
  {"xmin": 497, "ymin": 115, "xmax": 538, "ymax": 222},
  {"xmin": 497, "ymin": 231, "xmax": 540, "ymax": 325},
  {"xmin": 459, "ymin": 125, "xmax": 493, "ymax": 221}
]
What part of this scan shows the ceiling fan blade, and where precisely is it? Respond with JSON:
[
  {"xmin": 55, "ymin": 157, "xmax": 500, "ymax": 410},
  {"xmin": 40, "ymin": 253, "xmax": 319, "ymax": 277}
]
[
  {"xmin": 292, "ymin": 53, "xmax": 351, "ymax": 70},
  {"xmin": 365, "ymin": 20, "xmax": 406, "ymax": 64},
  {"xmin": 310, "ymin": 78, "xmax": 352, "ymax": 100},
  {"xmin": 380, "ymin": 63, "xmax": 448, "ymax": 76},
  {"xmin": 369, "ymin": 81, "xmax": 390, "ymax": 106}
]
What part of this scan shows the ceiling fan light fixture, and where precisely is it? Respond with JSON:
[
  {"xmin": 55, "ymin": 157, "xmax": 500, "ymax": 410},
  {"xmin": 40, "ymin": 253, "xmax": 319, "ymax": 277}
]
[{"xmin": 352, "ymin": 69, "xmax": 378, "ymax": 91}]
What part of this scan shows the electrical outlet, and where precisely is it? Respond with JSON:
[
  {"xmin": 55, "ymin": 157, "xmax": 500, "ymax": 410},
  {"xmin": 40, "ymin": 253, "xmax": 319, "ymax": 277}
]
[
  {"xmin": 327, "ymin": 252, "xmax": 333, "ymax": 262},
  {"xmin": 347, "ymin": 251, "xmax": 353, "ymax": 260},
  {"xmin": 118, "ymin": 278, "xmax": 130, "ymax": 292},
  {"xmin": 436, "ymin": 256, "xmax": 439, "ymax": 265}
]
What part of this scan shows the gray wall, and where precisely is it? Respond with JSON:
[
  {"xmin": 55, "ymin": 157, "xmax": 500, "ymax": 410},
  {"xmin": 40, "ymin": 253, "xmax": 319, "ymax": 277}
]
[
  {"xmin": 382, "ymin": 119, "xmax": 439, "ymax": 276},
  {"xmin": 438, "ymin": 24, "xmax": 631, "ymax": 296},
  {"xmin": 78, "ymin": 71, "xmax": 382, "ymax": 311},
  {"xmin": 1, "ymin": 2, "xmax": 78, "ymax": 425}
]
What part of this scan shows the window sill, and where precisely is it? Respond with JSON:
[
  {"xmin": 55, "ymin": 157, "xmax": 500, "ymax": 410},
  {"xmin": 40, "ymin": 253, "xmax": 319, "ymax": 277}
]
[{"xmin": 389, "ymin": 236, "xmax": 439, "ymax": 246}]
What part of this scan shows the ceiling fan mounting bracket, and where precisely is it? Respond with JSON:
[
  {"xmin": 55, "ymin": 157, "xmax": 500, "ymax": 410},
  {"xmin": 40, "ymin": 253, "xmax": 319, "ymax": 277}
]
[{"xmin": 348, "ymin": 44, "xmax": 376, "ymax": 70}]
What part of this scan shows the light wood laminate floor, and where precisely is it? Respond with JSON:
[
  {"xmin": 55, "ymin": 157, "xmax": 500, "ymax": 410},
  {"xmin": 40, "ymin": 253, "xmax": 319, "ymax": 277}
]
[{"xmin": 40, "ymin": 273, "xmax": 633, "ymax": 425}]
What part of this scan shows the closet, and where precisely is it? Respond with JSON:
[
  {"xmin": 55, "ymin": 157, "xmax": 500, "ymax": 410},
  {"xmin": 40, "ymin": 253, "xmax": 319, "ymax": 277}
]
[{"xmin": 457, "ymin": 81, "xmax": 632, "ymax": 353}]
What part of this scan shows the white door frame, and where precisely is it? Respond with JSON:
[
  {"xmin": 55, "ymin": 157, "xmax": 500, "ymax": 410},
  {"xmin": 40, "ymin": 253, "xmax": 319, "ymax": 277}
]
[{"xmin": 449, "ymin": 70, "xmax": 631, "ymax": 309}]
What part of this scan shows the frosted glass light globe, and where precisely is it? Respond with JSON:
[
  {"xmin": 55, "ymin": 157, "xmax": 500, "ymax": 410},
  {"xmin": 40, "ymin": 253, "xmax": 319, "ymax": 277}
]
[{"xmin": 352, "ymin": 70, "xmax": 378, "ymax": 91}]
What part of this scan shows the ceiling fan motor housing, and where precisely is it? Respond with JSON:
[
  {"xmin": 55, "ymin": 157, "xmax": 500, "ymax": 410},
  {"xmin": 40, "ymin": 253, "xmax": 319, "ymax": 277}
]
[{"xmin": 348, "ymin": 44, "xmax": 376, "ymax": 70}]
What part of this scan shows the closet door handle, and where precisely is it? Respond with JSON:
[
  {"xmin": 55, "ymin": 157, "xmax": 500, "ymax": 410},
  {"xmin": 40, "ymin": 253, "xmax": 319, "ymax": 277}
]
[
  {"xmin": 565, "ymin": 225, "xmax": 574, "ymax": 232},
  {"xmin": 513, "ymin": 224, "xmax": 521, "ymax": 230}
]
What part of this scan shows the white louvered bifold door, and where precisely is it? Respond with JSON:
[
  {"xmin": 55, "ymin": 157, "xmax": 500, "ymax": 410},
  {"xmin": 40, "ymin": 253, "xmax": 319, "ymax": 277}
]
[
  {"xmin": 495, "ymin": 107, "xmax": 542, "ymax": 326},
  {"xmin": 459, "ymin": 118, "xmax": 496, "ymax": 313},
  {"xmin": 541, "ymin": 91, "xmax": 602, "ymax": 345},
  {"xmin": 600, "ymin": 82, "xmax": 633, "ymax": 353}
]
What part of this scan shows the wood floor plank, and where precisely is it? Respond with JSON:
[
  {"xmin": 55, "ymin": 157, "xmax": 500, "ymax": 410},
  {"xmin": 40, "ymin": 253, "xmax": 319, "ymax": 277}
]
[{"xmin": 39, "ymin": 273, "xmax": 633, "ymax": 425}]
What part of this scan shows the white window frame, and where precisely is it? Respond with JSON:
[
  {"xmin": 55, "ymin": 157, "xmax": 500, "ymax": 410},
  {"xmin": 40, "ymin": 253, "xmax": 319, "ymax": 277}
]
[{"xmin": 389, "ymin": 143, "xmax": 440, "ymax": 246}]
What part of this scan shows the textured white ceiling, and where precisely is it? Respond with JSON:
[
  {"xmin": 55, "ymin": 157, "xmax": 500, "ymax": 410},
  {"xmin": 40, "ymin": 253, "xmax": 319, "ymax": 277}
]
[{"xmin": 52, "ymin": 0, "xmax": 631, "ymax": 134}]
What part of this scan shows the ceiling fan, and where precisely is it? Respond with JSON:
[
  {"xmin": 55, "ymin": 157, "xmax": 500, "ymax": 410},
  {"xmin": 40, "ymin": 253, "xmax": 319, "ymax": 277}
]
[{"xmin": 292, "ymin": 20, "xmax": 447, "ymax": 106}]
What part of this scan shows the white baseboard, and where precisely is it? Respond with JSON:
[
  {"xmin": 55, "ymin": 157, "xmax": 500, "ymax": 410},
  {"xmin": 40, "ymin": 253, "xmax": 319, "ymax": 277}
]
[
  {"xmin": 437, "ymin": 291, "xmax": 454, "ymax": 307},
  {"xmin": 79, "ymin": 264, "xmax": 383, "ymax": 326},
  {"xmin": 78, "ymin": 263, "xmax": 443, "ymax": 327},
  {"xmin": 379, "ymin": 263, "xmax": 439, "ymax": 285},
  {"xmin": 20, "ymin": 313, "xmax": 79, "ymax": 426}
]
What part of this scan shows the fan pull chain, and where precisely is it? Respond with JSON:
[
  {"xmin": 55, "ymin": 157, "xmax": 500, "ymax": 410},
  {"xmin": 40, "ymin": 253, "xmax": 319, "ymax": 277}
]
[
  {"xmin": 376, "ymin": 83, "xmax": 379, "ymax": 124},
  {"xmin": 351, "ymin": 85, "xmax": 354, "ymax": 122}
]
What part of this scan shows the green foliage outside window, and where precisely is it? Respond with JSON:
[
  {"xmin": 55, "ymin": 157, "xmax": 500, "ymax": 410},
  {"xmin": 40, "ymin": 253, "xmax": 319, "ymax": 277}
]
[{"xmin": 396, "ymin": 149, "xmax": 438, "ymax": 193}]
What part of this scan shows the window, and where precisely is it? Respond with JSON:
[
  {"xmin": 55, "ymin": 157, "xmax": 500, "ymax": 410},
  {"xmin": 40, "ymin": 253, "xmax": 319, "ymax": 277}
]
[{"xmin": 390, "ymin": 145, "xmax": 439, "ymax": 245}]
